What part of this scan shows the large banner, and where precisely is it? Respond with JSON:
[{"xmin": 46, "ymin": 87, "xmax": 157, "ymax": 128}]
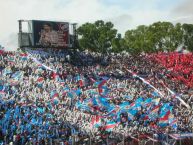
[
  {"xmin": 32, "ymin": 20, "xmax": 69, "ymax": 48},
  {"xmin": 170, "ymin": 133, "xmax": 193, "ymax": 140}
]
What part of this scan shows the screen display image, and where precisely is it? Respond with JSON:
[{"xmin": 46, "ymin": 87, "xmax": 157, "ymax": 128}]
[{"xmin": 32, "ymin": 20, "xmax": 69, "ymax": 48}]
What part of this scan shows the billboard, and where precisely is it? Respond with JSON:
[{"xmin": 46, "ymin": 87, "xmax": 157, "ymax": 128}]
[{"xmin": 32, "ymin": 20, "xmax": 69, "ymax": 48}]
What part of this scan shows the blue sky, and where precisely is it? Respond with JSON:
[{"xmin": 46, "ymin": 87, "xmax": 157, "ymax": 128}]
[
  {"xmin": 101, "ymin": 0, "xmax": 182, "ymax": 10},
  {"xmin": 0, "ymin": 0, "xmax": 192, "ymax": 50}
]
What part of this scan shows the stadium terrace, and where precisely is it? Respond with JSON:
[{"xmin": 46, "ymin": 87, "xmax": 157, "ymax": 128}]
[{"xmin": 0, "ymin": 46, "xmax": 193, "ymax": 145}]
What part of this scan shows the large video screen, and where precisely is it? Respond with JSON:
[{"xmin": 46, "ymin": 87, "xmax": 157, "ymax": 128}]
[{"xmin": 32, "ymin": 20, "xmax": 69, "ymax": 48}]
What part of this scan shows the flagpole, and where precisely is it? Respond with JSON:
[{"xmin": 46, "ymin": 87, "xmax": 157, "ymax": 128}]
[
  {"xmin": 106, "ymin": 135, "xmax": 109, "ymax": 145},
  {"xmin": 89, "ymin": 132, "xmax": 92, "ymax": 145},
  {"xmin": 50, "ymin": 138, "xmax": 53, "ymax": 145},
  {"xmin": 153, "ymin": 134, "xmax": 155, "ymax": 145},
  {"xmin": 123, "ymin": 134, "xmax": 125, "ymax": 145},
  {"xmin": 72, "ymin": 135, "xmax": 75, "ymax": 145},
  {"xmin": 180, "ymin": 133, "xmax": 182, "ymax": 145}
]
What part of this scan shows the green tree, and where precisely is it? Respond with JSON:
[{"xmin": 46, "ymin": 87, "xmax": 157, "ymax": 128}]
[
  {"xmin": 169, "ymin": 23, "xmax": 183, "ymax": 51},
  {"xmin": 77, "ymin": 20, "xmax": 117, "ymax": 53},
  {"xmin": 111, "ymin": 33, "xmax": 128, "ymax": 53},
  {"xmin": 125, "ymin": 25, "xmax": 153, "ymax": 54},
  {"xmin": 124, "ymin": 21, "xmax": 185, "ymax": 54},
  {"xmin": 147, "ymin": 22, "xmax": 175, "ymax": 51},
  {"xmin": 78, "ymin": 20, "xmax": 193, "ymax": 54},
  {"xmin": 182, "ymin": 24, "xmax": 193, "ymax": 52}
]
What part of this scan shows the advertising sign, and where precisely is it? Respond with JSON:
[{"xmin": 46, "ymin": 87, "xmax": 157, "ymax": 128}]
[{"xmin": 32, "ymin": 20, "xmax": 69, "ymax": 48}]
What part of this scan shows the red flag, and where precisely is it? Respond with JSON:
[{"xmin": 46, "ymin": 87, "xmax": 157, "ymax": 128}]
[
  {"xmin": 98, "ymin": 80, "xmax": 107, "ymax": 94},
  {"xmin": 159, "ymin": 110, "xmax": 170, "ymax": 122}
]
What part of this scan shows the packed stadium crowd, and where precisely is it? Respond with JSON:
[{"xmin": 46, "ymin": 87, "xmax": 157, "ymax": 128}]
[{"xmin": 0, "ymin": 47, "xmax": 193, "ymax": 145}]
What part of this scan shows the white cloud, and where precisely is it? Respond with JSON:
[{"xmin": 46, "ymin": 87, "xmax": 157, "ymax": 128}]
[
  {"xmin": 0, "ymin": 0, "xmax": 128, "ymax": 50},
  {"xmin": 171, "ymin": 0, "xmax": 193, "ymax": 16},
  {"xmin": 1, "ymin": 0, "xmax": 191, "ymax": 50},
  {"xmin": 170, "ymin": 0, "xmax": 193, "ymax": 24},
  {"xmin": 106, "ymin": 14, "xmax": 133, "ymax": 35}
]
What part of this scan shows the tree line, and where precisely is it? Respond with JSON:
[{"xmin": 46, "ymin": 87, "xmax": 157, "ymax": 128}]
[{"xmin": 77, "ymin": 20, "xmax": 193, "ymax": 54}]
